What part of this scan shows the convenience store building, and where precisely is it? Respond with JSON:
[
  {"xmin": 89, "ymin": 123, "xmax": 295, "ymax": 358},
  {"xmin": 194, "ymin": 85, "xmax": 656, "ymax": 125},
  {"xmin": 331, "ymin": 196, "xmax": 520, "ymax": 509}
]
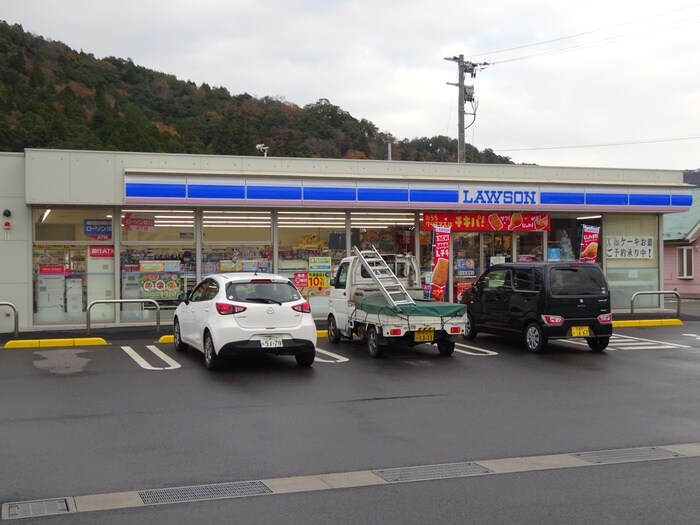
[{"xmin": 0, "ymin": 148, "xmax": 693, "ymax": 332}]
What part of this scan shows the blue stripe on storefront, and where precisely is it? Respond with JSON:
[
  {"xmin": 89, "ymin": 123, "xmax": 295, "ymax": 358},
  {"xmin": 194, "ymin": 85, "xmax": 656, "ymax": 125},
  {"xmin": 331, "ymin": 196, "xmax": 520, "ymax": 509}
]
[
  {"xmin": 188, "ymin": 184, "xmax": 245, "ymax": 199},
  {"xmin": 672, "ymin": 194, "xmax": 693, "ymax": 207},
  {"xmin": 247, "ymin": 186, "xmax": 302, "ymax": 200},
  {"xmin": 125, "ymin": 183, "xmax": 186, "ymax": 198},
  {"xmin": 303, "ymin": 187, "xmax": 357, "ymax": 201},
  {"xmin": 357, "ymin": 188, "xmax": 409, "ymax": 202},
  {"xmin": 629, "ymin": 194, "xmax": 671, "ymax": 206},
  {"xmin": 585, "ymin": 193, "xmax": 628, "ymax": 206},
  {"xmin": 540, "ymin": 192, "xmax": 585, "ymax": 205},
  {"xmin": 409, "ymin": 189, "xmax": 459, "ymax": 203}
]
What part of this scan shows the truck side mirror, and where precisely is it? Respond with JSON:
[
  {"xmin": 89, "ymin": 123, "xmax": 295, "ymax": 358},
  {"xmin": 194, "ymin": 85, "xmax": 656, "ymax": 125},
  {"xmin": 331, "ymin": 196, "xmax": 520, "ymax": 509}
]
[{"xmin": 329, "ymin": 277, "xmax": 337, "ymax": 287}]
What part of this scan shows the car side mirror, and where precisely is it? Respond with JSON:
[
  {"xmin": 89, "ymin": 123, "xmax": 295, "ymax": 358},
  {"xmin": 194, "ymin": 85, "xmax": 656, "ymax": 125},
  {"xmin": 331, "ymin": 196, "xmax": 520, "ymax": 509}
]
[{"xmin": 178, "ymin": 292, "xmax": 189, "ymax": 303}]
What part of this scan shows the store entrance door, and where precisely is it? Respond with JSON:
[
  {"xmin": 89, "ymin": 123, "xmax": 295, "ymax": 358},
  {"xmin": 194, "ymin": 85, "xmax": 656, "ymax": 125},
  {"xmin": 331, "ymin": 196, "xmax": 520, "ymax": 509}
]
[{"xmin": 452, "ymin": 232, "xmax": 480, "ymax": 303}]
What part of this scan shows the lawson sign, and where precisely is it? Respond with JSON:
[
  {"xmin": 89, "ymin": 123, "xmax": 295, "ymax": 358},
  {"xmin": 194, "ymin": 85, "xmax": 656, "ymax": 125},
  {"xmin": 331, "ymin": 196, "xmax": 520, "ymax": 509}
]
[{"xmin": 84, "ymin": 219, "xmax": 112, "ymax": 240}]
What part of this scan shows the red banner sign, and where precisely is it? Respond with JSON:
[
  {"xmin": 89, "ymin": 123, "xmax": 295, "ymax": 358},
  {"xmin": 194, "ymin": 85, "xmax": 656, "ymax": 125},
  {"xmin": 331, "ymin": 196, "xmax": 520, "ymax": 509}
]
[
  {"xmin": 430, "ymin": 226, "xmax": 451, "ymax": 301},
  {"xmin": 89, "ymin": 246, "xmax": 114, "ymax": 258},
  {"xmin": 579, "ymin": 225, "xmax": 600, "ymax": 262},
  {"xmin": 424, "ymin": 212, "xmax": 550, "ymax": 232}
]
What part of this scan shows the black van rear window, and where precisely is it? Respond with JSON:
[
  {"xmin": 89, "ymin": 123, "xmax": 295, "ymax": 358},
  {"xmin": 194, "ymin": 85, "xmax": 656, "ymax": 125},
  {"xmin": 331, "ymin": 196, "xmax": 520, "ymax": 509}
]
[{"xmin": 550, "ymin": 267, "xmax": 607, "ymax": 295}]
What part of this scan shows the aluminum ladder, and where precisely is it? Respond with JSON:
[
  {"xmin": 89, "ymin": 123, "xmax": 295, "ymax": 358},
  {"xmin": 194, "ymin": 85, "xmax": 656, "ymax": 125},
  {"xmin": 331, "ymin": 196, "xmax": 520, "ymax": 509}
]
[{"xmin": 353, "ymin": 245, "xmax": 416, "ymax": 307}]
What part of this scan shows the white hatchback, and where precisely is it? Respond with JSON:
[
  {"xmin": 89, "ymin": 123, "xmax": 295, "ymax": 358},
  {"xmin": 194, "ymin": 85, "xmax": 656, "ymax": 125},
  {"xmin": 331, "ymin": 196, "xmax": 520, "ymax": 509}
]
[{"xmin": 173, "ymin": 273, "xmax": 317, "ymax": 370}]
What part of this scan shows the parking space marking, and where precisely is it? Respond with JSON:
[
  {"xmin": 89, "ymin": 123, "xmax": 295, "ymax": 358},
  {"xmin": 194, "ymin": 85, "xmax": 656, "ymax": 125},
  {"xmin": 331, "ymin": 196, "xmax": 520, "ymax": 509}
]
[
  {"xmin": 564, "ymin": 333, "xmax": 688, "ymax": 351},
  {"xmin": 314, "ymin": 348, "xmax": 350, "ymax": 363},
  {"xmin": 454, "ymin": 342, "xmax": 499, "ymax": 356},
  {"xmin": 121, "ymin": 345, "xmax": 181, "ymax": 371}
]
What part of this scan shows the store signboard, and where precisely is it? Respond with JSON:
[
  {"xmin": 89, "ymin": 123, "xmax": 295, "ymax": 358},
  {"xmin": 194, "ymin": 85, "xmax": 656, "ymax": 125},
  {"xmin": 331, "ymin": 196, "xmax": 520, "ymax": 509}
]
[
  {"xmin": 423, "ymin": 212, "xmax": 550, "ymax": 232},
  {"xmin": 84, "ymin": 219, "xmax": 112, "ymax": 240}
]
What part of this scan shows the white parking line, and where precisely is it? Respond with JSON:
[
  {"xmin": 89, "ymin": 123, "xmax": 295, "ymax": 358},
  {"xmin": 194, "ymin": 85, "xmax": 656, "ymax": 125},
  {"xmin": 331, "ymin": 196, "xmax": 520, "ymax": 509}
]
[
  {"xmin": 314, "ymin": 348, "xmax": 350, "ymax": 363},
  {"xmin": 121, "ymin": 346, "xmax": 181, "ymax": 370},
  {"xmin": 454, "ymin": 343, "xmax": 498, "ymax": 356}
]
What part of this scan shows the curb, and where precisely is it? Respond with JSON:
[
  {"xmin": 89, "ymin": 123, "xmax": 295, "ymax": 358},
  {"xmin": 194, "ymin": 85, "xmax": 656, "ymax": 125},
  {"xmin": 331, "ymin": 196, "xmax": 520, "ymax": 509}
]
[
  {"xmin": 612, "ymin": 319, "xmax": 683, "ymax": 328},
  {"xmin": 4, "ymin": 337, "xmax": 108, "ymax": 349}
]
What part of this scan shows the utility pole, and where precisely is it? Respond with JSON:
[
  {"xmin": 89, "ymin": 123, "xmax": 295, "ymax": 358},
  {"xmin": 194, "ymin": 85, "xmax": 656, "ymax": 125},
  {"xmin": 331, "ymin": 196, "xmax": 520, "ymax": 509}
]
[{"xmin": 444, "ymin": 55, "xmax": 489, "ymax": 163}]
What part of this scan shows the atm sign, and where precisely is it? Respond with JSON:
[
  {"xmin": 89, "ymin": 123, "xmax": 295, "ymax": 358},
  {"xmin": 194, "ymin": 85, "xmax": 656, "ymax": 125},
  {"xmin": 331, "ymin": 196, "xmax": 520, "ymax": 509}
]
[{"xmin": 90, "ymin": 246, "xmax": 114, "ymax": 258}]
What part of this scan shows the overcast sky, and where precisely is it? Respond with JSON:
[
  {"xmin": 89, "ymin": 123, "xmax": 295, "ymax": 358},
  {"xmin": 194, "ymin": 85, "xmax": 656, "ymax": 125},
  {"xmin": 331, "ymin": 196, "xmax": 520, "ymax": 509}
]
[{"xmin": 2, "ymin": 1, "xmax": 699, "ymax": 171}]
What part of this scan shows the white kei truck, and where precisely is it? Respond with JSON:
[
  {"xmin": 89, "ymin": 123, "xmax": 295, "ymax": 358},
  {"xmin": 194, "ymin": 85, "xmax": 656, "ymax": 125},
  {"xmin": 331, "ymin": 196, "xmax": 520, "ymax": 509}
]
[{"xmin": 326, "ymin": 246, "xmax": 468, "ymax": 358}]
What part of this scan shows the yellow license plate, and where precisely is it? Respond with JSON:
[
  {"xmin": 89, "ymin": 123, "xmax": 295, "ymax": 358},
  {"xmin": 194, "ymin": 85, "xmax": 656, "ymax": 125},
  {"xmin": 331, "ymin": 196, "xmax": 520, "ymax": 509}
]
[
  {"xmin": 572, "ymin": 326, "xmax": 590, "ymax": 337},
  {"xmin": 414, "ymin": 329, "xmax": 435, "ymax": 343}
]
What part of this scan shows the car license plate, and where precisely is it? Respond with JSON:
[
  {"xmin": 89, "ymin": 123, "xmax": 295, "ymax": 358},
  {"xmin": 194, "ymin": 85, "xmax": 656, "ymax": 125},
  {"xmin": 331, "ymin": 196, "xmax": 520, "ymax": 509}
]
[
  {"xmin": 260, "ymin": 336, "xmax": 283, "ymax": 348},
  {"xmin": 414, "ymin": 329, "xmax": 434, "ymax": 343},
  {"xmin": 572, "ymin": 326, "xmax": 590, "ymax": 337}
]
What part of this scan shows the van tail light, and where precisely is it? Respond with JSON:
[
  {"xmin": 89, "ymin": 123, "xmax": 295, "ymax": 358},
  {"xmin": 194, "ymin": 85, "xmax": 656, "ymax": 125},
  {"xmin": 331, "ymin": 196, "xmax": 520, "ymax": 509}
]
[
  {"xmin": 598, "ymin": 313, "xmax": 613, "ymax": 324},
  {"xmin": 216, "ymin": 303, "xmax": 247, "ymax": 315},
  {"xmin": 541, "ymin": 315, "xmax": 564, "ymax": 326},
  {"xmin": 292, "ymin": 301, "xmax": 311, "ymax": 313}
]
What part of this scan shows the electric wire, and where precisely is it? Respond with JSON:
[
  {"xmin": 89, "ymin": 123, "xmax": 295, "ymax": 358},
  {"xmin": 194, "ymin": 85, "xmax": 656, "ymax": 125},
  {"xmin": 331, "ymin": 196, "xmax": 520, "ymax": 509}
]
[{"xmin": 494, "ymin": 135, "xmax": 700, "ymax": 153}]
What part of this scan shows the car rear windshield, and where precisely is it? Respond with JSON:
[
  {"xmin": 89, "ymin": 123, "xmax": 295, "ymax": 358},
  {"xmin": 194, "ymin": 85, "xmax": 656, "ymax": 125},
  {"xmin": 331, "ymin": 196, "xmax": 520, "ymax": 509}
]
[
  {"xmin": 226, "ymin": 281, "xmax": 301, "ymax": 304},
  {"xmin": 550, "ymin": 267, "xmax": 607, "ymax": 295}
]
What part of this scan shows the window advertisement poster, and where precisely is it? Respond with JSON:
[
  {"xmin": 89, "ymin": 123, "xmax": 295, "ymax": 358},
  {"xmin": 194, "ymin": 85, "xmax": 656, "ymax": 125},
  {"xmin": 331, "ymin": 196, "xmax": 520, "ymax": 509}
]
[
  {"xmin": 424, "ymin": 212, "xmax": 550, "ymax": 232},
  {"xmin": 308, "ymin": 257, "xmax": 332, "ymax": 271},
  {"xmin": 430, "ymin": 226, "xmax": 451, "ymax": 301},
  {"xmin": 139, "ymin": 260, "xmax": 182, "ymax": 299},
  {"xmin": 579, "ymin": 225, "xmax": 600, "ymax": 262},
  {"xmin": 605, "ymin": 236, "xmax": 655, "ymax": 259},
  {"xmin": 83, "ymin": 219, "xmax": 112, "ymax": 240}
]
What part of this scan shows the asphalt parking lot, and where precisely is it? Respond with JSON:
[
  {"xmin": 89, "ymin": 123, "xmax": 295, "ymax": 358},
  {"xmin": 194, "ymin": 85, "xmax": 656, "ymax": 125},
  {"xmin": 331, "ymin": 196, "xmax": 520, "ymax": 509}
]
[{"xmin": 2, "ymin": 310, "xmax": 700, "ymax": 523}]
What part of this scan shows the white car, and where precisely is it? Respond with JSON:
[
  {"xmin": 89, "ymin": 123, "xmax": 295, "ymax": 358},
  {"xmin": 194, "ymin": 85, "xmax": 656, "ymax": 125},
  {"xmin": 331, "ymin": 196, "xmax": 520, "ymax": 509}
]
[{"xmin": 173, "ymin": 273, "xmax": 317, "ymax": 370}]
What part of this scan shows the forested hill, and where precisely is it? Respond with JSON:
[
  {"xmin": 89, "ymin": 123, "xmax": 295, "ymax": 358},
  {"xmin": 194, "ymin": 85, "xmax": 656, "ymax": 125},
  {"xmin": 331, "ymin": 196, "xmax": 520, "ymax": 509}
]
[{"xmin": 0, "ymin": 21, "xmax": 512, "ymax": 163}]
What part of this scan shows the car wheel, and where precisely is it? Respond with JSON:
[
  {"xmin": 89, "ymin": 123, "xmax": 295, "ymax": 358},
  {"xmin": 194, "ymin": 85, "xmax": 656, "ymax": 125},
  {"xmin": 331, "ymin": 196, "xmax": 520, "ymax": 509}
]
[
  {"xmin": 204, "ymin": 332, "xmax": 221, "ymax": 370},
  {"xmin": 295, "ymin": 350, "xmax": 315, "ymax": 367},
  {"xmin": 524, "ymin": 322, "xmax": 546, "ymax": 353},
  {"xmin": 327, "ymin": 315, "xmax": 341, "ymax": 344},
  {"xmin": 463, "ymin": 312, "xmax": 477, "ymax": 340},
  {"xmin": 173, "ymin": 319, "xmax": 188, "ymax": 352},
  {"xmin": 587, "ymin": 337, "xmax": 609, "ymax": 352},
  {"xmin": 437, "ymin": 338, "xmax": 455, "ymax": 356},
  {"xmin": 366, "ymin": 326, "xmax": 383, "ymax": 358}
]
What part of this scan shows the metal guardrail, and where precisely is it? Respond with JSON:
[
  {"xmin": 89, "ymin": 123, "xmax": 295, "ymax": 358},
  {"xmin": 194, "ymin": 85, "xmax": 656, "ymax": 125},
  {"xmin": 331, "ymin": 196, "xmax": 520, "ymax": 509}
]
[
  {"xmin": 630, "ymin": 291, "xmax": 681, "ymax": 317},
  {"xmin": 0, "ymin": 301, "xmax": 19, "ymax": 337},
  {"xmin": 86, "ymin": 299, "xmax": 161, "ymax": 335}
]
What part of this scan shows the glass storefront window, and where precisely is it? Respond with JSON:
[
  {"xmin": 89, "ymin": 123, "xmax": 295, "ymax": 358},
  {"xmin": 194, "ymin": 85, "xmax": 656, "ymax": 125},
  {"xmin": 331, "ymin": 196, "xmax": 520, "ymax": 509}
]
[
  {"xmin": 483, "ymin": 232, "xmax": 512, "ymax": 268},
  {"xmin": 202, "ymin": 210, "xmax": 272, "ymax": 275},
  {"xmin": 515, "ymin": 232, "xmax": 544, "ymax": 262},
  {"xmin": 453, "ymin": 232, "xmax": 479, "ymax": 302},
  {"xmin": 33, "ymin": 208, "xmax": 114, "ymax": 325}
]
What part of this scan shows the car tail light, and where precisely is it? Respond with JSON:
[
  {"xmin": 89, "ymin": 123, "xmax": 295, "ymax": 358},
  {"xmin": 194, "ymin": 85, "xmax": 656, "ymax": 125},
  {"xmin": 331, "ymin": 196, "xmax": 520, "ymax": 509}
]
[
  {"xmin": 450, "ymin": 326, "xmax": 461, "ymax": 334},
  {"xmin": 250, "ymin": 279, "xmax": 272, "ymax": 283},
  {"xmin": 292, "ymin": 301, "xmax": 311, "ymax": 313},
  {"xmin": 598, "ymin": 313, "xmax": 613, "ymax": 323},
  {"xmin": 389, "ymin": 328, "xmax": 402, "ymax": 336},
  {"xmin": 541, "ymin": 314, "xmax": 564, "ymax": 325},
  {"xmin": 216, "ymin": 302, "xmax": 247, "ymax": 315}
]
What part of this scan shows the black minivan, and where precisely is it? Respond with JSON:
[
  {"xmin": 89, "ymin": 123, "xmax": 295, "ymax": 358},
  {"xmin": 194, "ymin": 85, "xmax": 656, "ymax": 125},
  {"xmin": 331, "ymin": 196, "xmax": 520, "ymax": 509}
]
[{"xmin": 461, "ymin": 262, "xmax": 613, "ymax": 352}]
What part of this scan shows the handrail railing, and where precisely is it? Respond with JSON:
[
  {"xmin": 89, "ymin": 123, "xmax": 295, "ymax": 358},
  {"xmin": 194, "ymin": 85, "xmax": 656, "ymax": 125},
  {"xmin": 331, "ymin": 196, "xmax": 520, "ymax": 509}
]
[
  {"xmin": 86, "ymin": 299, "xmax": 161, "ymax": 335},
  {"xmin": 630, "ymin": 291, "xmax": 681, "ymax": 317},
  {"xmin": 0, "ymin": 302, "xmax": 19, "ymax": 337}
]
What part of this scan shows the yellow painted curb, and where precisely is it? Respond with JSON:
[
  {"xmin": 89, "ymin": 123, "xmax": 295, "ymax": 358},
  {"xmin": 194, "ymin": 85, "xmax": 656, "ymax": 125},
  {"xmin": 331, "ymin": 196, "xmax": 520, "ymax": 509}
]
[
  {"xmin": 4, "ymin": 337, "xmax": 108, "ymax": 349},
  {"xmin": 613, "ymin": 319, "xmax": 683, "ymax": 328}
]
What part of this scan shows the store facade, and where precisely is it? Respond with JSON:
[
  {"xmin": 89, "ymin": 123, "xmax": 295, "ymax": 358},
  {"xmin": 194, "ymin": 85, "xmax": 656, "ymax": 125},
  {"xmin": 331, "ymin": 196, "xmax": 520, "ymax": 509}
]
[{"xmin": 0, "ymin": 149, "xmax": 693, "ymax": 332}]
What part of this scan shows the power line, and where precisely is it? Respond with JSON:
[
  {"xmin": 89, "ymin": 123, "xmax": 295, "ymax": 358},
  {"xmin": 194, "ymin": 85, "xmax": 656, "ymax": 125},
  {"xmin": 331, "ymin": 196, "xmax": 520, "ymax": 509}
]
[
  {"xmin": 473, "ymin": 3, "xmax": 700, "ymax": 64},
  {"xmin": 494, "ymin": 135, "xmax": 700, "ymax": 153}
]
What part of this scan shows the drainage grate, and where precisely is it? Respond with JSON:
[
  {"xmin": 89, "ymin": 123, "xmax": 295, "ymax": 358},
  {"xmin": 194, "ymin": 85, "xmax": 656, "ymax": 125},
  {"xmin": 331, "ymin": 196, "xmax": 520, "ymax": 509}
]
[
  {"xmin": 373, "ymin": 462, "xmax": 492, "ymax": 483},
  {"xmin": 573, "ymin": 447, "xmax": 681, "ymax": 465},
  {"xmin": 139, "ymin": 481, "xmax": 272, "ymax": 505},
  {"xmin": 6, "ymin": 499, "xmax": 70, "ymax": 519}
]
